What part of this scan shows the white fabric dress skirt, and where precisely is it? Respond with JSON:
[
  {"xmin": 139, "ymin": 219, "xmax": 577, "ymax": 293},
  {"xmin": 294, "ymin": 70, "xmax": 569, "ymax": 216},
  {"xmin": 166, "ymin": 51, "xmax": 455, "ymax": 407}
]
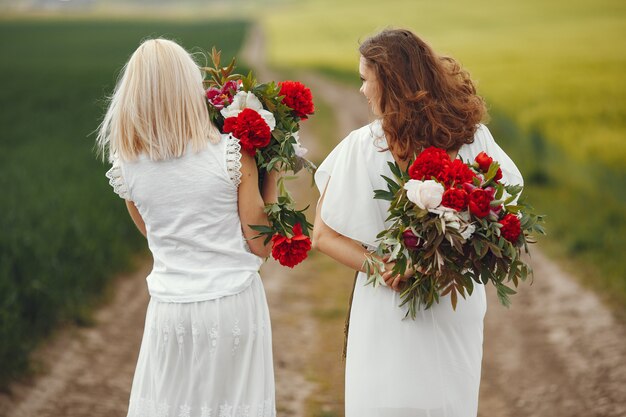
[
  {"xmin": 345, "ymin": 272, "xmax": 486, "ymax": 417},
  {"xmin": 127, "ymin": 274, "xmax": 275, "ymax": 417},
  {"xmin": 315, "ymin": 122, "xmax": 522, "ymax": 417}
]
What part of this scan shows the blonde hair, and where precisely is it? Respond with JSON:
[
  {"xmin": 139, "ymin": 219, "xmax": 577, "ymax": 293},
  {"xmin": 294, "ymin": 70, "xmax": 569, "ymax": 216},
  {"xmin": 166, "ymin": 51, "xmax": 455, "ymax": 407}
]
[{"xmin": 97, "ymin": 38, "xmax": 220, "ymax": 161}]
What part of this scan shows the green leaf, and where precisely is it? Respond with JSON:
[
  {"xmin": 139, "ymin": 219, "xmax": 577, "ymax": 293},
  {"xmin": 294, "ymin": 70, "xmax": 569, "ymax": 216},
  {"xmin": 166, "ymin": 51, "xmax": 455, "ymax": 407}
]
[
  {"xmin": 480, "ymin": 268, "xmax": 490, "ymax": 285},
  {"xmin": 451, "ymin": 287, "xmax": 458, "ymax": 310},
  {"xmin": 388, "ymin": 161, "xmax": 403, "ymax": 180},
  {"xmin": 498, "ymin": 284, "xmax": 517, "ymax": 296},
  {"xmin": 249, "ymin": 225, "xmax": 274, "ymax": 234},
  {"xmin": 374, "ymin": 190, "xmax": 395, "ymax": 201},
  {"xmin": 506, "ymin": 184, "xmax": 524, "ymax": 195},
  {"xmin": 495, "ymin": 184, "xmax": 504, "ymax": 200},
  {"xmin": 381, "ymin": 175, "xmax": 400, "ymax": 193}
]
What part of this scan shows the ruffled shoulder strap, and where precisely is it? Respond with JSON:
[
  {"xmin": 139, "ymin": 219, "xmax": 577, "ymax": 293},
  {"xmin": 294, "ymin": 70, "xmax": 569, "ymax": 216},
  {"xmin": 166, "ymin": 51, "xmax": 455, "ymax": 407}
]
[
  {"xmin": 224, "ymin": 133, "xmax": 243, "ymax": 187},
  {"xmin": 105, "ymin": 157, "xmax": 131, "ymax": 200}
]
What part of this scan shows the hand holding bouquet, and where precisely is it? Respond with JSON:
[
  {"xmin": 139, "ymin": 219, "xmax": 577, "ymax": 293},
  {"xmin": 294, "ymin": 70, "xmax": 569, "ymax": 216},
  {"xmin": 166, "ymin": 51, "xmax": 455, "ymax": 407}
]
[
  {"xmin": 202, "ymin": 48, "xmax": 316, "ymax": 267},
  {"xmin": 364, "ymin": 146, "xmax": 545, "ymax": 318}
]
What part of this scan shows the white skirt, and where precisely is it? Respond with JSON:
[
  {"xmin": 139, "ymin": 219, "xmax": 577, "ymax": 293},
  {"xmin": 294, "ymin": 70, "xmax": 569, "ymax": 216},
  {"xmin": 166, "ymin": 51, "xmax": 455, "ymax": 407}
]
[
  {"xmin": 345, "ymin": 272, "xmax": 486, "ymax": 417},
  {"xmin": 127, "ymin": 275, "xmax": 275, "ymax": 417}
]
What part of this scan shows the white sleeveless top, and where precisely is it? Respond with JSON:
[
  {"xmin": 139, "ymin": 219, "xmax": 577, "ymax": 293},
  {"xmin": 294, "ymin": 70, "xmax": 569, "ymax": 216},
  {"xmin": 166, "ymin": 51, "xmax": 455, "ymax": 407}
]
[{"xmin": 105, "ymin": 134, "xmax": 263, "ymax": 303}]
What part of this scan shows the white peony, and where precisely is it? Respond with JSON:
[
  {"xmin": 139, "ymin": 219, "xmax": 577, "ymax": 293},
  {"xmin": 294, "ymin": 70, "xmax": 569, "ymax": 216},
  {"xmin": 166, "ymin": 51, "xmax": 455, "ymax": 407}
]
[
  {"xmin": 291, "ymin": 131, "xmax": 308, "ymax": 157},
  {"xmin": 220, "ymin": 91, "xmax": 276, "ymax": 130},
  {"xmin": 443, "ymin": 212, "xmax": 461, "ymax": 230},
  {"xmin": 460, "ymin": 223, "xmax": 476, "ymax": 240},
  {"xmin": 404, "ymin": 179, "xmax": 444, "ymax": 210}
]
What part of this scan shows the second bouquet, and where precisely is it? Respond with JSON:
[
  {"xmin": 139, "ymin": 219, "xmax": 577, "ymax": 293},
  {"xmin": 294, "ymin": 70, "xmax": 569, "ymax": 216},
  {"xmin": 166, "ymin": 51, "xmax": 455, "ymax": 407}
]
[
  {"xmin": 364, "ymin": 146, "xmax": 545, "ymax": 318},
  {"xmin": 203, "ymin": 48, "xmax": 316, "ymax": 268}
]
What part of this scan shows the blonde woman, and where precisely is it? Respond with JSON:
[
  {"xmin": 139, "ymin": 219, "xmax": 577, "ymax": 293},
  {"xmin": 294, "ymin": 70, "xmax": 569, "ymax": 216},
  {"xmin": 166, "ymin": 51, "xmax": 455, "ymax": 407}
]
[{"xmin": 97, "ymin": 39, "xmax": 278, "ymax": 417}]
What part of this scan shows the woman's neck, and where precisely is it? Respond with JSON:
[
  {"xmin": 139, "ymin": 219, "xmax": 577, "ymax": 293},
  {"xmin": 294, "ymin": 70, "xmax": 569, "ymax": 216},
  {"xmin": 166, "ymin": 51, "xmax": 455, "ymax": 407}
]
[{"xmin": 447, "ymin": 149, "xmax": 459, "ymax": 161}]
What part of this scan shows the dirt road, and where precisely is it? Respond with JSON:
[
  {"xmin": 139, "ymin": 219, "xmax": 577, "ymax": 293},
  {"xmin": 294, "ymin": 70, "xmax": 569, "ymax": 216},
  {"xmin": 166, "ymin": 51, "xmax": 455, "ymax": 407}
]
[
  {"xmin": 245, "ymin": 25, "xmax": 626, "ymax": 416},
  {"xmin": 294, "ymin": 72, "xmax": 626, "ymax": 417},
  {"xmin": 1, "ymin": 25, "xmax": 625, "ymax": 417}
]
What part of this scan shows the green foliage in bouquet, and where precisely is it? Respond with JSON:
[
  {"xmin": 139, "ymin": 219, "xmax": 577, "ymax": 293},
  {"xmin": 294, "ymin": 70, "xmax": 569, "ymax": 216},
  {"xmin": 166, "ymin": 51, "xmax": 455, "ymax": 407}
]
[
  {"xmin": 249, "ymin": 176, "xmax": 313, "ymax": 241},
  {"xmin": 201, "ymin": 48, "xmax": 316, "ymax": 267},
  {"xmin": 202, "ymin": 47, "xmax": 316, "ymax": 175},
  {"xmin": 365, "ymin": 150, "xmax": 545, "ymax": 319}
]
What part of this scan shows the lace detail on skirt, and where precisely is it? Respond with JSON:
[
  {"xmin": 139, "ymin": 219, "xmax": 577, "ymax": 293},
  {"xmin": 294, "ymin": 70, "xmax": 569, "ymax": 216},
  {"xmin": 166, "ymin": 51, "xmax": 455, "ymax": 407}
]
[
  {"xmin": 209, "ymin": 322, "xmax": 220, "ymax": 354},
  {"xmin": 232, "ymin": 319, "xmax": 242, "ymax": 354},
  {"xmin": 225, "ymin": 134, "xmax": 242, "ymax": 187},
  {"xmin": 105, "ymin": 159, "xmax": 131, "ymax": 200},
  {"xmin": 149, "ymin": 317, "xmax": 269, "ymax": 352},
  {"xmin": 126, "ymin": 278, "xmax": 275, "ymax": 417},
  {"xmin": 130, "ymin": 398, "xmax": 275, "ymax": 417}
]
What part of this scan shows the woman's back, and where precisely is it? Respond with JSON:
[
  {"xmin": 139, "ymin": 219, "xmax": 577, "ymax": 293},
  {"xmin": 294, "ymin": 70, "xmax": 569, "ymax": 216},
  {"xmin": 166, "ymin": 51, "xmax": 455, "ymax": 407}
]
[
  {"xmin": 108, "ymin": 134, "xmax": 262, "ymax": 302},
  {"xmin": 97, "ymin": 38, "xmax": 277, "ymax": 417}
]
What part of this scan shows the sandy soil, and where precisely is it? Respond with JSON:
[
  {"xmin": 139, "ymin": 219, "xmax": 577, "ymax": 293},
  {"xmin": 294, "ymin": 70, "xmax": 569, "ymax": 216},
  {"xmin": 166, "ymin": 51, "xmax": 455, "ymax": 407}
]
[{"xmin": 1, "ymin": 24, "xmax": 625, "ymax": 417}]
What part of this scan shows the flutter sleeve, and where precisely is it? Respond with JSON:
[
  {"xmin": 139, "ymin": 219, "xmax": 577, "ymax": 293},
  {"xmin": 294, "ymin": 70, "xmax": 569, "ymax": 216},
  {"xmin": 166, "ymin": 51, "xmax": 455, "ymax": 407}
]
[
  {"xmin": 105, "ymin": 157, "xmax": 131, "ymax": 200},
  {"xmin": 314, "ymin": 129, "xmax": 387, "ymax": 248}
]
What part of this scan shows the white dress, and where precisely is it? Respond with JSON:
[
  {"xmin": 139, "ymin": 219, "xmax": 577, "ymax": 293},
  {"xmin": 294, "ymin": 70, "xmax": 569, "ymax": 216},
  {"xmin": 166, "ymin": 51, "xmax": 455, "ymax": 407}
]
[
  {"xmin": 106, "ymin": 134, "xmax": 276, "ymax": 417},
  {"xmin": 315, "ymin": 121, "xmax": 523, "ymax": 417}
]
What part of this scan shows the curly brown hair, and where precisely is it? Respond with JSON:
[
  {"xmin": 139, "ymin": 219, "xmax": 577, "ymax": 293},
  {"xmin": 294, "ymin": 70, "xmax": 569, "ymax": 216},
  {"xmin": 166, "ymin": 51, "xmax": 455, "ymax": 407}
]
[{"xmin": 359, "ymin": 29, "xmax": 487, "ymax": 160}]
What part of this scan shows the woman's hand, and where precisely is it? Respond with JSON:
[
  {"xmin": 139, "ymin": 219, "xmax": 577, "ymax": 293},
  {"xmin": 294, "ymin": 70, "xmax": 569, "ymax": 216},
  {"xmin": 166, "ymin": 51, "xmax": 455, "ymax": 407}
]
[{"xmin": 381, "ymin": 260, "xmax": 415, "ymax": 292}]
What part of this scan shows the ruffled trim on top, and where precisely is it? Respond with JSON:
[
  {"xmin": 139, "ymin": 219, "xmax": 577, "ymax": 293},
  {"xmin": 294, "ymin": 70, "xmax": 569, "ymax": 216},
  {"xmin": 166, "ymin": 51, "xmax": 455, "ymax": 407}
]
[
  {"xmin": 105, "ymin": 159, "xmax": 131, "ymax": 200},
  {"xmin": 225, "ymin": 134, "xmax": 243, "ymax": 188}
]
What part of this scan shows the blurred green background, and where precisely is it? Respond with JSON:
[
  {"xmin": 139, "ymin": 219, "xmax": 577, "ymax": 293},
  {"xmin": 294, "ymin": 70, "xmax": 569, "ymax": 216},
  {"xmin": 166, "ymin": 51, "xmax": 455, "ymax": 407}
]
[
  {"xmin": 0, "ymin": 10, "xmax": 249, "ymax": 386},
  {"xmin": 0, "ymin": 0, "xmax": 624, "ymax": 401}
]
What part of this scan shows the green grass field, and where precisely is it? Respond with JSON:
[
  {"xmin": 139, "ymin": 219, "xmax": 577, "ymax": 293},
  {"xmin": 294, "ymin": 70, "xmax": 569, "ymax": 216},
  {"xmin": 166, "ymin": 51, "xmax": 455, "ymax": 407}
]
[
  {"xmin": 262, "ymin": 0, "xmax": 626, "ymax": 168},
  {"xmin": 0, "ymin": 18, "xmax": 249, "ymax": 387}
]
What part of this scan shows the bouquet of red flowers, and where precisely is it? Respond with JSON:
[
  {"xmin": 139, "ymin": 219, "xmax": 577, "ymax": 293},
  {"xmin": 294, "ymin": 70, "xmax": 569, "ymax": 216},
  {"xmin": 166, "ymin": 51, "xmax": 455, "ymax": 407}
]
[
  {"xmin": 202, "ymin": 48, "xmax": 315, "ymax": 267},
  {"xmin": 364, "ymin": 146, "xmax": 545, "ymax": 318}
]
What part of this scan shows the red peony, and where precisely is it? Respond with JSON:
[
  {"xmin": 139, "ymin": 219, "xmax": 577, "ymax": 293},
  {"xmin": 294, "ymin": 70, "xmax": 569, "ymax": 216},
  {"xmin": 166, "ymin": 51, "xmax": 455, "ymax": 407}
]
[
  {"xmin": 408, "ymin": 147, "xmax": 451, "ymax": 181},
  {"xmin": 475, "ymin": 151, "xmax": 493, "ymax": 172},
  {"xmin": 499, "ymin": 213, "xmax": 522, "ymax": 242},
  {"xmin": 223, "ymin": 108, "xmax": 271, "ymax": 155},
  {"xmin": 271, "ymin": 223, "xmax": 312, "ymax": 268},
  {"xmin": 279, "ymin": 81, "xmax": 315, "ymax": 120},
  {"xmin": 475, "ymin": 151, "xmax": 503, "ymax": 182},
  {"xmin": 494, "ymin": 167, "xmax": 503, "ymax": 182},
  {"xmin": 402, "ymin": 229, "xmax": 422, "ymax": 250},
  {"xmin": 441, "ymin": 188, "xmax": 469, "ymax": 211},
  {"xmin": 467, "ymin": 187, "xmax": 493, "ymax": 218},
  {"xmin": 441, "ymin": 159, "xmax": 476, "ymax": 187}
]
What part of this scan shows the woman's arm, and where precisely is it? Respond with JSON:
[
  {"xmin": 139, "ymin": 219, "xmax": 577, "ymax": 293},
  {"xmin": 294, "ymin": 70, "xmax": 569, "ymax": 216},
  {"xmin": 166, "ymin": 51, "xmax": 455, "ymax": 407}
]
[
  {"xmin": 313, "ymin": 182, "xmax": 411, "ymax": 290},
  {"xmin": 125, "ymin": 200, "xmax": 147, "ymax": 238},
  {"xmin": 312, "ymin": 185, "xmax": 373, "ymax": 273},
  {"xmin": 238, "ymin": 151, "xmax": 279, "ymax": 258}
]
